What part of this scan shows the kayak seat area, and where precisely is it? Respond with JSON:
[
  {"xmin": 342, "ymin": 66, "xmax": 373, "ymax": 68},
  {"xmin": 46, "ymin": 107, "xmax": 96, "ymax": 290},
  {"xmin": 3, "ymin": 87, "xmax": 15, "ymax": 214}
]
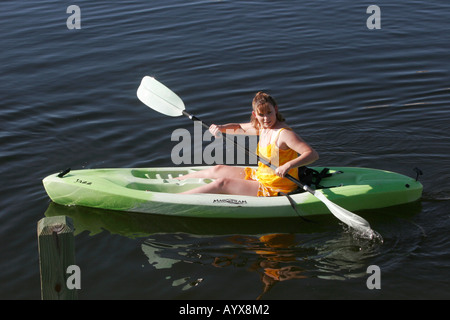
[
  {"xmin": 124, "ymin": 168, "xmax": 362, "ymax": 192},
  {"xmin": 131, "ymin": 168, "xmax": 190, "ymax": 179},
  {"xmin": 110, "ymin": 169, "xmax": 211, "ymax": 193},
  {"xmin": 122, "ymin": 167, "xmax": 387, "ymax": 193},
  {"xmin": 125, "ymin": 178, "xmax": 212, "ymax": 193}
]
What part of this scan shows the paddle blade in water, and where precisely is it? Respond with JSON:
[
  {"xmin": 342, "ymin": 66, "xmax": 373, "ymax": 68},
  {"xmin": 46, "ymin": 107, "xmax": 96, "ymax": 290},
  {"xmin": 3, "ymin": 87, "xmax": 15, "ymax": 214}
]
[
  {"xmin": 137, "ymin": 76, "xmax": 185, "ymax": 117},
  {"xmin": 314, "ymin": 191, "xmax": 374, "ymax": 236}
]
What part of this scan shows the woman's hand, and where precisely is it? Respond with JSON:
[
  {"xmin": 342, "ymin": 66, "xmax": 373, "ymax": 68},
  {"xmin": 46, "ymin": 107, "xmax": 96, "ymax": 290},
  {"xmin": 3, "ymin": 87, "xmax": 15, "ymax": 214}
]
[
  {"xmin": 209, "ymin": 124, "xmax": 223, "ymax": 138},
  {"xmin": 275, "ymin": 163, "xmax": 291, "ymax": 177}
]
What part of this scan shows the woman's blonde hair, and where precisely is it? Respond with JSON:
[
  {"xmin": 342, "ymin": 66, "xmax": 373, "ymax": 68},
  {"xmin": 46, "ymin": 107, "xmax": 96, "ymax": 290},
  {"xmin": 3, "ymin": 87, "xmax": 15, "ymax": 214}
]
[{"xmin": 250, "ymin": 91, "xmax": 285, "ymax": 129}]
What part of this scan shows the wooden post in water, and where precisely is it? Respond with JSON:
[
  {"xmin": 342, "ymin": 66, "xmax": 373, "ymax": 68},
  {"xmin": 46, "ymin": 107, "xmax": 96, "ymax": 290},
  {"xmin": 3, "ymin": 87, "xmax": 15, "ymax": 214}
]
[{"xmin": 37, "ymin": 215, "xmax": 77, "ymax": 300}]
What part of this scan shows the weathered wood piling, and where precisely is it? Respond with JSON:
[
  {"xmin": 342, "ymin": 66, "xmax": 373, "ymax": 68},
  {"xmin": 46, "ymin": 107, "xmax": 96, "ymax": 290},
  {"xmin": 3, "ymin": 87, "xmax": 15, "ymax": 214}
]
[{"xmin": 37, "ymin": 216, "xmax": 77, "ymax": 300}]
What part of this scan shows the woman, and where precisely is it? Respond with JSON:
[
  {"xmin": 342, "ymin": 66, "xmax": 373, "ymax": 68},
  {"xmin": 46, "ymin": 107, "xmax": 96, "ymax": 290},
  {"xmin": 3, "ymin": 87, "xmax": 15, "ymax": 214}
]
[{"xmin": 178, "ymin": 91, "xmax": 319, "ymax": 196}]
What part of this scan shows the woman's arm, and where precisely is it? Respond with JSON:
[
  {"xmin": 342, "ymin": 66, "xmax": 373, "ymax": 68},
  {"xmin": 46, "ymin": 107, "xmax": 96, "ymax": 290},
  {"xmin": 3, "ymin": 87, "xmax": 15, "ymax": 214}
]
[
  {"xmin": 209, "ymin": 122, "xmax": 258, "ymax": 137},
  {"xmin": 275, "ymin": 130, "xmax": 319, "ymax": 177}
]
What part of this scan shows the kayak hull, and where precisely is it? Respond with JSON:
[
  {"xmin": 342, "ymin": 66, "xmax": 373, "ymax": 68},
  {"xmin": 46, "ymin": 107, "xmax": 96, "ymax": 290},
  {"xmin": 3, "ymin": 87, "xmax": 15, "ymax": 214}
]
[{"xmin": 42, "ymin": 166, "xmax": 423, "ymax": 218}]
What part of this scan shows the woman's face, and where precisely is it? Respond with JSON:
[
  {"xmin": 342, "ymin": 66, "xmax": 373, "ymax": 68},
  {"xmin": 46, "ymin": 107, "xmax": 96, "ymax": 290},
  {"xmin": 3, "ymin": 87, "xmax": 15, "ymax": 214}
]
[{"xmin": 254, "ymin": 103, "xmax": 277, "ymax": 129}]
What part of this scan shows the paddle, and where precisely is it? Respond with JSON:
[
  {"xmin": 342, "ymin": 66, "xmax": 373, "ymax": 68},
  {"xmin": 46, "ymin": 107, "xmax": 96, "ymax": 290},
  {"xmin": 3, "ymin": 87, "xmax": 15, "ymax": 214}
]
[{"xmin": 137, "ymin": 76, "xmax": 374, "ymax": 236}]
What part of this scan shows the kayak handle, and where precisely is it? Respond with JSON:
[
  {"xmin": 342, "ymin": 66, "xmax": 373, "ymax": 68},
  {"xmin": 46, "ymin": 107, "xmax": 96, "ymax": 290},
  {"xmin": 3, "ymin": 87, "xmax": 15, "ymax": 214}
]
[
  {"xmin": 58, "ymin": 168, "xmax": 71, "ymax": 178},
  {"xmin": 413, "ymin": 167, "xmax": 423, "ymax": 182}
]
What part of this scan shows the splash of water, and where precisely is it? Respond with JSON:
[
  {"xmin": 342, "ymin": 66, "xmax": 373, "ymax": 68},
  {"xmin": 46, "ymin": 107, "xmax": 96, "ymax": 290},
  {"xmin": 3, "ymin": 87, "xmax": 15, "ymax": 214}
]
[{"xmin": 344, "ymin": 224, "xmax": 384, "ymax": 243}]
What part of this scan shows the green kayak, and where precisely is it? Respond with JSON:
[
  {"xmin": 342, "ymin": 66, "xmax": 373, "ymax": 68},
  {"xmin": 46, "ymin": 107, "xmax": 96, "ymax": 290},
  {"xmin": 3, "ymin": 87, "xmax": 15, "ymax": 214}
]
[{"xmin": 42, "ymin": 166, "xmax": 422, "ymax": 218}]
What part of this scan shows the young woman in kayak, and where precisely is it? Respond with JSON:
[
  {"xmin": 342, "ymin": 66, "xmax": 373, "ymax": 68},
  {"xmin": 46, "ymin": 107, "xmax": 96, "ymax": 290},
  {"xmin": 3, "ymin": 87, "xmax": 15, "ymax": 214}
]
[{"xmin": 177, "ymin": 91, "xmax": 319, "ymax": 196}]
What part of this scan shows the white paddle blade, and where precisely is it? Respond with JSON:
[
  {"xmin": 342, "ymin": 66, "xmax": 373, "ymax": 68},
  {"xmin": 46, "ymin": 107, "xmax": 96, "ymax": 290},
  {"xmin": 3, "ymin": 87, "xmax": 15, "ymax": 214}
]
[
  {"xmin": 314, "ymin": 191, "xmax": 372, "ymax": 233},
  {"xmin": 137, "ymin": 76, "xmax": 185, "ymax": 117}
]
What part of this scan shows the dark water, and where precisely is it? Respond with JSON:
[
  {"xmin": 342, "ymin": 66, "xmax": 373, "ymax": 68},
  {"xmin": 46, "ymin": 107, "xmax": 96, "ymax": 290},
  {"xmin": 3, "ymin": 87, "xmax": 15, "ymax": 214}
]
[{"xmin": 1, "ymin": 0, "xmax": 449, "ymax": 301}]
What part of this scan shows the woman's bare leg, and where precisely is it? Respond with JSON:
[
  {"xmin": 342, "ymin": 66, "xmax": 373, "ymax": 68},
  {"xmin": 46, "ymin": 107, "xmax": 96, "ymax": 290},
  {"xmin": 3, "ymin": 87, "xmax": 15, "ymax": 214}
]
[
  {"xmin": 177, "ymin": 165, "xmax": 246, "ymax": 180},
  {"xmin": 181, "ymin": 177, "xmax": 259, "ymax": 196},
  {"xmin": 177, "ymin": 165, "xmax": 259, "ymax": 196}
]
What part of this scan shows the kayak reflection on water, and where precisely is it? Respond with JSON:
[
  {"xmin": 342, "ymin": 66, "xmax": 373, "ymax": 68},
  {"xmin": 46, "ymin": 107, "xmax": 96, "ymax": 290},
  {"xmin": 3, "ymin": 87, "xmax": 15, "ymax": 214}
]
[{"xmin": 218, "ymin": 234, "xmax": 308, "ymax": 300}]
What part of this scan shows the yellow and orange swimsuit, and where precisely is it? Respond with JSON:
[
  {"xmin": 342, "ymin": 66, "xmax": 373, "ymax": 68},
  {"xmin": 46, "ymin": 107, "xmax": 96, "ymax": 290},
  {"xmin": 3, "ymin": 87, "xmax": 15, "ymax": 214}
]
[{"xmin": 244, "ymin": 128, "xmax": 299, "ymax": 197}]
